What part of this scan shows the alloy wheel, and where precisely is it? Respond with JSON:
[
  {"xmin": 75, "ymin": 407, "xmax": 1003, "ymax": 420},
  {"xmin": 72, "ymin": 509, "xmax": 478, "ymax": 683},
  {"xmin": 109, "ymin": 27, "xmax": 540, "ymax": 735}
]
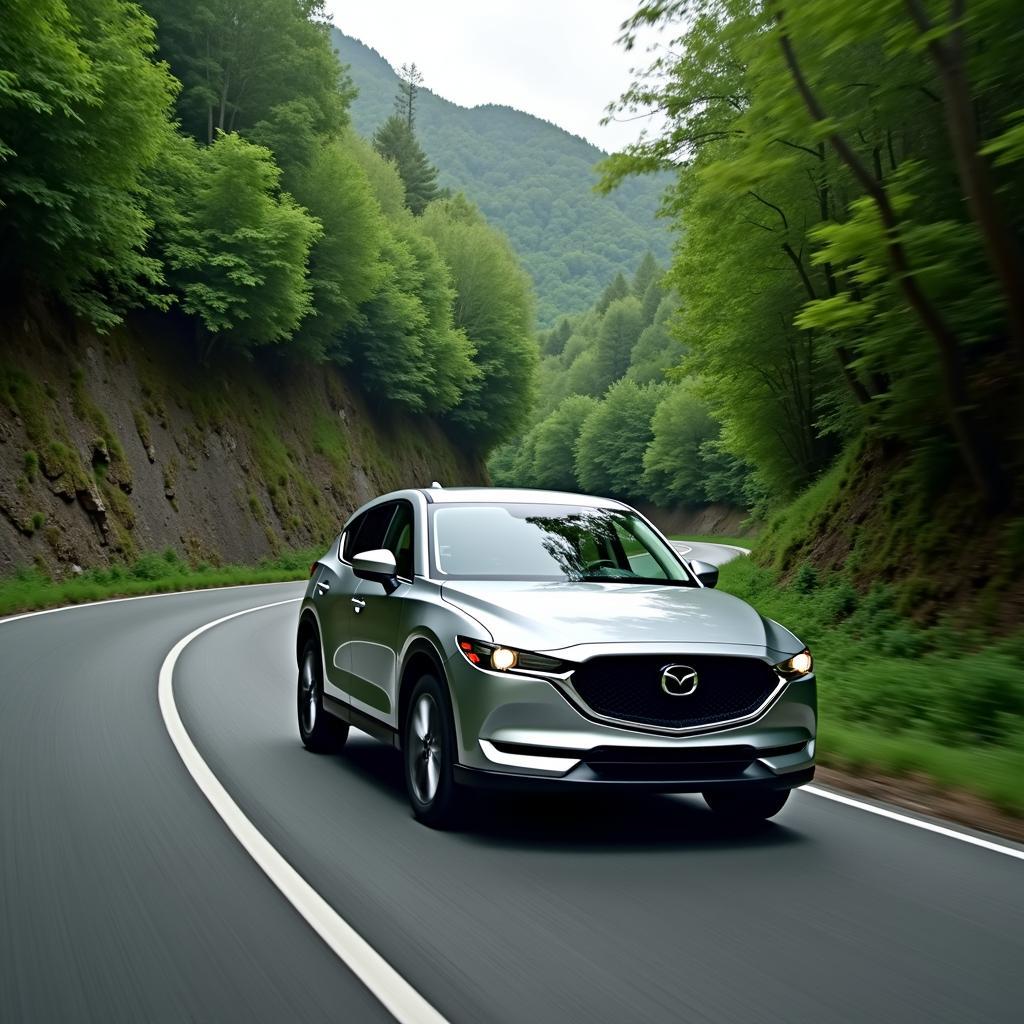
[{"xmin": 409, "ymin": 693, "xmax": 442, "ymax": 804}]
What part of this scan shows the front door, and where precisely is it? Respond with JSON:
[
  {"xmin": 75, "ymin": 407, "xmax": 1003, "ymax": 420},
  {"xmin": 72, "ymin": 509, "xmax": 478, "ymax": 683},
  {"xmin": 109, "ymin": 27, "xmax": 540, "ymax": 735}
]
[
  {"xmin": 345, "ymin": 501, "xmax": 415, "ymax": 729},
  {"xmin": 319, "ymin": 500, "xmax": 397, "ymax": 706}
]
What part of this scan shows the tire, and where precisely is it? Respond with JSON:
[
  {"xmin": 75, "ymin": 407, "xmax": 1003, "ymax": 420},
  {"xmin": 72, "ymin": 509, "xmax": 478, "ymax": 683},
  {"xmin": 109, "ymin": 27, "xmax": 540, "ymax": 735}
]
[
  {"xmin": 403, "ymin": 673, "xmax": 463, "ymax": 829},
  {"xmin": 298, "ymin": 636, "xmax": 349, "ymax": 753},
  {"xmin": 703, "ymin": 787, "xmax": 790, "ymax": 821}
]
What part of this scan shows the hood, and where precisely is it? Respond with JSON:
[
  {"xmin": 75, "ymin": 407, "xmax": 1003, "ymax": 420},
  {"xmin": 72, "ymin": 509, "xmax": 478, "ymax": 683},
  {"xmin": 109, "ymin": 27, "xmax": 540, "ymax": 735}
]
[{"xmin": 441, "ymin": 580, "xmax": 800, "ymax": 656}]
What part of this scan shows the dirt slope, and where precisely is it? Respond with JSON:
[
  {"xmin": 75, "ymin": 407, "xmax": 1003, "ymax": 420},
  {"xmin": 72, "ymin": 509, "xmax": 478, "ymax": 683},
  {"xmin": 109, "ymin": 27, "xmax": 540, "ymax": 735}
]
[{"xmin": 0, "ymin": 304, "xmax": 483, "ymax": 576}]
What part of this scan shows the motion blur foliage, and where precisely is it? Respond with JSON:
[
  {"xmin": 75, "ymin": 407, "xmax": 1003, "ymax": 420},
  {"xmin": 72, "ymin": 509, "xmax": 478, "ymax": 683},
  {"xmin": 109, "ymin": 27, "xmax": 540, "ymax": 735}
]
[
  {"xmin": 0, "ymin": 0, "xmax": 537, "ymax": 453},
  {"xmin": 718, "ymin": 554, "xmax": 1024, "ymax": 814},
  {"xmin": 601, "ymin": 0, "xmax": 1024, "ymax": 508},
  {"xmin": 0, "ymin": 0, "xmax": 178, "ymax": 327}
]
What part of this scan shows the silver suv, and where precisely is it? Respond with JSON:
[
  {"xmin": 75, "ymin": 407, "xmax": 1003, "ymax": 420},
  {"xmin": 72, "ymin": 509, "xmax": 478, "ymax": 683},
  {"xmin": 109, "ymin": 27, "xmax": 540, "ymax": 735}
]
[{"xmin": 296, "ymin": 487, "xmax": 816, "ymax": 828}]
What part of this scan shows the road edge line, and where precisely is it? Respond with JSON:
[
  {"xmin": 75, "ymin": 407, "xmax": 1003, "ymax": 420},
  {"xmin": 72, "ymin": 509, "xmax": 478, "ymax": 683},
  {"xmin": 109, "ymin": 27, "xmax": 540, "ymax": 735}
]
[
  {"xmin": 803, "ymin": 785, "xmax": 1024, "ymax": 861},
  {"xmin": 0, "ymin": 578, "xmax": 301, "ymax": 628},
  {"xmin": 158, "ymin": 598, "xmax": 450, "ymax": 1024}
]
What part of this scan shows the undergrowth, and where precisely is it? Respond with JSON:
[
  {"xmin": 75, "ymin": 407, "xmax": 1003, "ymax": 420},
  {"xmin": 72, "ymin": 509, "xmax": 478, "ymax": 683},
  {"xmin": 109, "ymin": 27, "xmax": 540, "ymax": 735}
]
[
  {"xmin": 0, "ymin": 547, "xmax": 318, "ymax": 618},
  {"xmin": 718, "ymin": 555, "xmax": 1024, "ymax": 815}
]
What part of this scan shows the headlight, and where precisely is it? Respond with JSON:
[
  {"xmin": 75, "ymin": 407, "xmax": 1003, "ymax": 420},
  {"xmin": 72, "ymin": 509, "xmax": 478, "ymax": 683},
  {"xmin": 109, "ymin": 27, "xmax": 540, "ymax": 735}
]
[
  {"xmin": 456, "ymin": 637, "xmax": 568, "ymax": 674},
  {"xmin": 776, "ymin": 648, "xmax": 813, "ymax": 678}
]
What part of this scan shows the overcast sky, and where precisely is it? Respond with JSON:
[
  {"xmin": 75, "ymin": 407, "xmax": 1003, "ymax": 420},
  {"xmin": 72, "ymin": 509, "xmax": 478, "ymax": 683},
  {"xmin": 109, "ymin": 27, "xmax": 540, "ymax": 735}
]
[{"xmin": 323, "ymin": 1, "xmax": 661, "ymax": 153}]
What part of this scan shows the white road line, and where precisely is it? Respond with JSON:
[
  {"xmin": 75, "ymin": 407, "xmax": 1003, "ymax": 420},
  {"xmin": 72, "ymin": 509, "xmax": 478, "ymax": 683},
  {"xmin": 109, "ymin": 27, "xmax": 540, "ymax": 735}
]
[
  {"xmin": 0, "ymin": 578, "xmax": 301, "ymax": 627},
  {"xmin": 804, "ymin": 786, "xmax": 1024, "ymax": 861},
  {"xmin": 158, "ymin": 598, "xmax": 450, "ymax": 1024}
]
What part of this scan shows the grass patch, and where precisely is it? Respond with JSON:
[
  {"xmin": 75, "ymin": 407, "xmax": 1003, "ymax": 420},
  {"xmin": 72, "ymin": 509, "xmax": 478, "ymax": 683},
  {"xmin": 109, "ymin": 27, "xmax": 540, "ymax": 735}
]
[
  {"xmin": 717, "ymin": 556, "xmax": 1024, "ymax": 816},
  {"xmin": 0, "ymin": 547, "xmax": 320, "ymax": 618}
]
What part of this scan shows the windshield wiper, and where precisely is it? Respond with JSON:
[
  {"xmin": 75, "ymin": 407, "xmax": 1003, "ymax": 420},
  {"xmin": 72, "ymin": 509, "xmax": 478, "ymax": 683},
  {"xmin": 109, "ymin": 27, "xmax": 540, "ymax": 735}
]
[{"xmin": 576, "ymin": 575, "xmax": 687, "ymax": 586}]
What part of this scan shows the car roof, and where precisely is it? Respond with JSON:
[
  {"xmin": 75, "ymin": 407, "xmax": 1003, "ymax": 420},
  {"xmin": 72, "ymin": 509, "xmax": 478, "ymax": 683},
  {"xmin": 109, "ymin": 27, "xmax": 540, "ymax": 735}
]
[{"xmin": 417, "ymin": 486, "xmax": 629, "ymax": 508}]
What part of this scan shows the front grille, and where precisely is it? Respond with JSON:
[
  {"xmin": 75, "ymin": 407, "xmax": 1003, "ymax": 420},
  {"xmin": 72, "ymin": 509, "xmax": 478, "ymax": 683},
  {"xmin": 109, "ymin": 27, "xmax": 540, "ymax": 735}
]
[{"xmin": 568, "ymin": 654, "xmax": 780, "ymax": 731}]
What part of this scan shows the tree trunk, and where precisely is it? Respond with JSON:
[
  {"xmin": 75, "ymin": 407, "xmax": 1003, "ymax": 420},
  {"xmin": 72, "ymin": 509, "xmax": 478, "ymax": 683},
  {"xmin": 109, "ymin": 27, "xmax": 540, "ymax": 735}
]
[
  {"xmin": 905, "ymin": 0, "xmax": 1024, "ymax": 360},
  {"xmin": 774, "ymin": 6, "xmax": 1003, "ymax": 504}
]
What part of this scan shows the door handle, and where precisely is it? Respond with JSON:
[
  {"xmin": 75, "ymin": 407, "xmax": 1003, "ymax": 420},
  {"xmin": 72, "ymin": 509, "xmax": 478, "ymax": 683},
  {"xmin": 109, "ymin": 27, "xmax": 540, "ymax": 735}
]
[
  {"xmin": 351, "ymin": 597, "xmax": 366, "ymax": 613},
  {"xmin": 316, "ymin": 579, "xmax": 330, "ymax": 593}
]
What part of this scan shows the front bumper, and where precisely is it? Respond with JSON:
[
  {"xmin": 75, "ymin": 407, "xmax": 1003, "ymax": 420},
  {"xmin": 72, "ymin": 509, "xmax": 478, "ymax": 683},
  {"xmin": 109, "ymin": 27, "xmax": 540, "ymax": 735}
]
[{"xmin": 445, "ymin": 647, "xmax": 817, "ymax": 792}]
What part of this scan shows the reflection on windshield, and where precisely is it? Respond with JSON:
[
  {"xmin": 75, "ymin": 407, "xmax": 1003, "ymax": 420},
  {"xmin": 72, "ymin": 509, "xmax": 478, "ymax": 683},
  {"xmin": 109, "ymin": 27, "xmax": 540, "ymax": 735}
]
[{"xmin": 431, "ymin": 504, "xmax": 693, "ymax": 584}]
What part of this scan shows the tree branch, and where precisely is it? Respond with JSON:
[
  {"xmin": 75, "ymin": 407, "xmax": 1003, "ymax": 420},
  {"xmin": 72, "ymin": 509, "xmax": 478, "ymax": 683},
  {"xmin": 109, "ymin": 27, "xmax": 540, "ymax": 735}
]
[{"xmin": 774, "ymin": 3, "xmax": 1001, "ymax": 500}]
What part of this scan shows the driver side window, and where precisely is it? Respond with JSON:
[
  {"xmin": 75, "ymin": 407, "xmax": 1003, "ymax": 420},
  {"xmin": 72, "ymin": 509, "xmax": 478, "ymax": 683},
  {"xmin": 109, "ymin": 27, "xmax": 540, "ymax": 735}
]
[
  {"xmin": 382, "ymin": 502, "xmax": 415, "ymax": 580},
  {"xmin": 612, "ymin": 520, "xmax": 669, "ymax": 579},
  {"xmin": 343, "ymin": 503, "xmax": 397, "ymax": 562}
]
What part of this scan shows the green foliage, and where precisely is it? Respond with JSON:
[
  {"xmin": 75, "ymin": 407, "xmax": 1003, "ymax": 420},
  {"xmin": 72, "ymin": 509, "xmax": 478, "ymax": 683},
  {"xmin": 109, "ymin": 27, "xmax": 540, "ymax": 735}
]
[
  {"xmin": 347, "ymin": 131, "xmax": 407, "ymax": 216},
  {"xmin": 627, "ymin": 300, "xmax": 683, "ymax": 384},
  {"xmin": 421, "ymin": 197, "xmax": 538, "ymax": 449},
  {"xmin": 373, "ymin": 114, "xmax": 439, "ymax": 215},
  {"xmin": 717, "ymin": 552, "xmax": 1024, "ymax": 811},
  {"xmin": 489, "ymin": 250, "xmax": 750, "ymax": 507},
  {"xmin": 154, "ymin": 132, "xmax": 321, "ymax": 351},
  {"xmin": 595, "ymin": 296, "xmax": 643, "ymax": 390},
  {"xmin": 575, "ymin": 379, "xmax": 665, "ymax": 498},
  {"xmin": 642, "ymin": 381, "xmax": 740, "ymax": 506},
  {"xmin": 142, "ymin": 0, "xmax": 351, "ymax": 149},
  {"xmin": 333, "ymin": 29, "xmax": 672, "ymax": 325},
  {"xmin": 342, "ymin": 215, "xmax": 475, "ymax": 414},
  {"xmin": 289, "ymin": 140, "xmax": 386, "ymax": 359},
  {"xmin": 0, "ymin": 546, "xmax": 322, "ymax": 617},
  {"xmin": 602, "ymin": 0, "xmax": 1024, "ymax": 507},
  {"xmin": 0, "ymin": 0, "xmax": 178, "ymax": 326}
]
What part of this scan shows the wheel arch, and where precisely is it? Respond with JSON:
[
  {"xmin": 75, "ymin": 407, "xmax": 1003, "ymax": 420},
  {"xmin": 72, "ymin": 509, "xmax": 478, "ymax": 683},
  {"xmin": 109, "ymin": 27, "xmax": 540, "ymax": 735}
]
[
  {"xmin": 398, "ymin": 636, "xmax": 451, "ymax": 741},
  {"xmin": 296, "ymin": 607, "xmax": 321, "ymax": 667}
]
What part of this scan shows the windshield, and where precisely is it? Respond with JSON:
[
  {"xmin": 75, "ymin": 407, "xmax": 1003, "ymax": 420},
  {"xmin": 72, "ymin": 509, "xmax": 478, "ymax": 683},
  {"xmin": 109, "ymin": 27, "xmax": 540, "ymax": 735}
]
[{"xmin": 429, "ymin": 503, "xmax": 694, "ymax": 584}]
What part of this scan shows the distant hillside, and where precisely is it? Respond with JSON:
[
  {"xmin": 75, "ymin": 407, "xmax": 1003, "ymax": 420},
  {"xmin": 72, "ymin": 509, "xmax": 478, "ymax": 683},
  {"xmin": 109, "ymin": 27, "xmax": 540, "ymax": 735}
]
[{"xmin": 331, "ymin": 28, "xmax": 671, "ymax": 326}]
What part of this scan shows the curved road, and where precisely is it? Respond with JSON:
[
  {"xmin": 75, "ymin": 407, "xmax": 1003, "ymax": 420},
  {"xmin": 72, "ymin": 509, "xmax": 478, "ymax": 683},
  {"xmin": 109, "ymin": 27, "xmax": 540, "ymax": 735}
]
[{"xmin": 1, "ymin": 543, "xmax": 1022, "ymax": 1023}]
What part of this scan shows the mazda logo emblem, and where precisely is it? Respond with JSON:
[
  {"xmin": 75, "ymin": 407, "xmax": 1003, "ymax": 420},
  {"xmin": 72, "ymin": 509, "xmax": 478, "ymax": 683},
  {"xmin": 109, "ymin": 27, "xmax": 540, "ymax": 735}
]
[{"xmin": 661, "ymin": 664, "xmax": 699, "ymax": 696}]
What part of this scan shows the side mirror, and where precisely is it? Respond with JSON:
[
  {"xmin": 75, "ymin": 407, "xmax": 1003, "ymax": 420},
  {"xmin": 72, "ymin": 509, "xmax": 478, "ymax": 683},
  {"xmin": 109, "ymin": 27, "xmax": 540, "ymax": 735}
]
[
  {"xmin": 352, "ymin": 549, "xmax": 399, "ymax": 594},
  {"xmin": 689, "ymin": 559, "xmax": 719, "ymax": 589}
]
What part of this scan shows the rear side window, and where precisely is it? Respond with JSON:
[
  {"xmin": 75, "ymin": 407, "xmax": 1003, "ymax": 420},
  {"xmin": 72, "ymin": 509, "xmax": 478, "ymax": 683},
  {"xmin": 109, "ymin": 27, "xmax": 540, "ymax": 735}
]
[{"xmin": 343, "ymin": 503, "xmax": 397, "ymax": 561}]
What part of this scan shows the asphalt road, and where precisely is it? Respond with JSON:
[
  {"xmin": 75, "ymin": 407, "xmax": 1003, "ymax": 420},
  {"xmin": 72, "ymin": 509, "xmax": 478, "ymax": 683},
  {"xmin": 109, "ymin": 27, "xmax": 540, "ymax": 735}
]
[{"xmin": 2, "ymin": 543, "xmax": 1022, "ymax": 1023}]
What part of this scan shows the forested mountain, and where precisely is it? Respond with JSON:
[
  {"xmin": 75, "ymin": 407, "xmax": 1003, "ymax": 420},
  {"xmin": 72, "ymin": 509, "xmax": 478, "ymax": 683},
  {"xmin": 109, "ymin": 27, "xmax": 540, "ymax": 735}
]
[{"xmin": 330, "ymin": 29, "xmax": 672, "ymax": 325}]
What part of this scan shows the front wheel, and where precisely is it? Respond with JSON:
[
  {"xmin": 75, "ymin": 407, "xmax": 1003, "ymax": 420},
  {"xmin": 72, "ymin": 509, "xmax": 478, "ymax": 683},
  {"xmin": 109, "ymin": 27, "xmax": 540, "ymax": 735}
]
[
  {"xmin": 703, "ymin": 787, "xmax": 790, "ymax": 821},
  {"xmin": 298, "ymin": 637, "xmax": 348, "ymax": 753},
  {"xmin": 403, "ymin": 674, "xmax": 464, "ymax": 829}
]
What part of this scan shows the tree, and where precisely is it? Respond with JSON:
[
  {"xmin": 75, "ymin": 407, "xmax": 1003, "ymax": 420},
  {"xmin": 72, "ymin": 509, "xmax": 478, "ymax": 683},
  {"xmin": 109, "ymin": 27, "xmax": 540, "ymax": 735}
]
[
  {"xmin": 152, "ymin": 132, "xmax": 321, "ymax": 355},
  {"xmin": 0, "ymin": 0, "xmax": 178, "ymax": 326},
  {"xmin": 628, "ymin": 298, "xmax": 683, "ymax": 384},
  {"xmin": 601, "ymin": 0, "xmax": 1024, "ymax": 508},
  {"xmin": 595, "ymin": 296, "xmax": 643, "ymax": 390},
  {"xmin": 373, "ymin": 115, "xmax": 439, "ymax": 215},
  {"xmin": 394, "ymin": 62, "xmax": 424, "ymax": 129},
  {"xmin": 531, "ymin": 395, "xmax": 599, "ymax": 491},
  {"xmin": 142, "ymin": 0, "xmax": 351, "ymax": 147},
  {"xmin": 342, "ymin": 216, "xmax": 476, "ymax": 413},
  {"xmin": 595, "ymin": 271, "xmax": 630, "ymax": 315},
  {"xmin": 631, "ymin": 252, "xmax": 661, "ymax": 297},
  {"xmin": 642, "ymin": 382, "xmax": 719, "ymax": 506},
  {"xmin": 289, "ymin": 140, "xmax": 387, "ymax": 360},
  {"xmin": 574, "ymin": 379, "xmax": 664, "ymax": 498},
  {"xmin": 420, "ymin": 197, "xmax": 538, "ymax": 449}
]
